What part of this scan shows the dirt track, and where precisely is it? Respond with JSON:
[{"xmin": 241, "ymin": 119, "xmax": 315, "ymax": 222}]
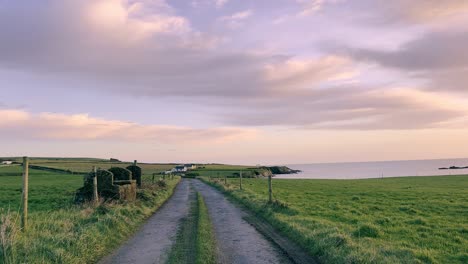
[
  {"xmin": 99, "ymin": 180, "xmax": 194, "ymax": 264},
  {"xmin": 192, "ymin": 180, "xmax": 292, "ymax": 264},
  {"xmin": 100, "ymin": 179, "xmax": 302, "ymax": 264}
]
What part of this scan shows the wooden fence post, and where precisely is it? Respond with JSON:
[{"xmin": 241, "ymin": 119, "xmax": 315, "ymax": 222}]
[
  {"xmin": 268, "ymin": 175, "xmax": 272, "ymax": 203},
  {"xmin": 21, "ymin": 156, "xmax": 29, "ymax": 230},
  {"xmin": 152, "ymin": 173, "xmax": 155, "ymax": 184},
  {"xmin": 93, "ymin": 166, "xmax": 99, "ymax": 204},
  {"xmin": 224, "ymin": 174, "xmax": 227, "ymax": 185},
  {"xmin": 239, "ymin": 170, "xmax": 243, "ymax": 190}
]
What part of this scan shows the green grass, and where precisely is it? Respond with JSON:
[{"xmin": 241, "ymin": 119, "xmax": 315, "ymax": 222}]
[
  {"xmin": 201, "ymin": 176, "xmax": 468, "ymax": 264},
  {"xmin": 0, "ymin": 168, "xmax": 82, "ymax": 211},
  {"xmin": 30, "ymin": 161, "xmax": 174, "ymax": 175},
  {"xmin": 0, "ymin": 163, "xmax": 181, "ymax": 264},
  {"xmin": 166, "ymin": 192, "xmax": 217, "ymax": 264},
  {"xmin": 195, "ymin": 193, "xmax": 217, "ymax": 264}
]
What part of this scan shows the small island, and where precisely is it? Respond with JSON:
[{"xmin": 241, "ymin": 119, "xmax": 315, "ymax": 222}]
[{"xmin": 438, "ymin": 166, "xmax": 468, "ymax": 170}]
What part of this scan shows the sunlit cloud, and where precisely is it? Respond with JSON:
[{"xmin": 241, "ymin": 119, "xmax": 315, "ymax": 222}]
[
  {"xmin": 219, "ymin": 9, "xmax": 253, "ymax": 28},
  {"xmin": 215, "ymin": 0, "xmax": 229, "ymax": 9},
  {"xmin": 0, "ymin": 109, "xmax": 257, "ymax": 143}
]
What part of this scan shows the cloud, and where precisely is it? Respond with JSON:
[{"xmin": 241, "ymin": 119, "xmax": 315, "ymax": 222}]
[
  {"xmin": 263, "ymin": 56, "xmax": 356, "ymax": 90},
  {"xmin": 342, "ymin": 30, "xmax": 468, "ymax": 92},
  {"xmin": 0, "ymin": 109, "xmax": 256, "ymax": 143},
  {"xmin": 1, "ymin": 0, "xmax": 468, "ymax": 132},
  {"xmin": 218, "ymin": 87, "xmax": 468, "ymax": 130},
  {"xmin": 346, "ymin": 0, "xmax": 468, "ymax": 26},
  {"xmin": 296, "ymin": 0, "xmax": 345, "ymax": 17},
  {"xmin": 215, "ymin": 0, "xmax": 228, "ymax": 9},
  {"xmin": 219, "ymin": 9, "xmax": 253, "ymax": 28},
  {"xmin": 296, "ymin": 0, "xmax": 325, "ymax": 16},
  {"xmin": 385, "ymin": 0, "xmax": 468, "ymax": 24},
  {"xmin": 350, "ymin": 30, "xmax": 468, "ymax": 71}
]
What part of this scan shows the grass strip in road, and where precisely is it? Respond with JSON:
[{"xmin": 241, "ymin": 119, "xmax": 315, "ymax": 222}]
[
  {"xmin": 195, "ymin": 193, "xmax": 217, "ymax": 264},
  {"xmin": 167, "ymin": 192, "xmax": 217, "ymax": 264}
]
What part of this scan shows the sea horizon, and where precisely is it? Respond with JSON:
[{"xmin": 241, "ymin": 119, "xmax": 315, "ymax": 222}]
[{"xmin": 280, "ymin": 158, "xmax": 468, "ymax": 179}]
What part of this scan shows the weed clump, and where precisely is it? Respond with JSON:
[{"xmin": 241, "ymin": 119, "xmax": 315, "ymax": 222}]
[
  {"xmin": 354, "ymin": 224, "xmax": 381, "ymax": 238},
  {"xmin": 375, "ymin": 217, "xmax": 392, "ymax": 226},
  {"xmin": 157, "ymin": 179, "xmax": 167, "ymax": 188},
  {"xmin": 0, "ymin": 210, "xmax": 19, "ymax": 264},
  {"xmin": 399, "ymin": 206, "xmax": 418, "ymax": 214},
  {"xmin": 407, "ymin": 218, "xmax": 427, "ymax": 226}
]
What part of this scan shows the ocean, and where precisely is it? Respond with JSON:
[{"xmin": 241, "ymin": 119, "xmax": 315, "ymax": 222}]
[{"xmin": 278, "ymin": 158, "xmax": 468, "ymax": 179}]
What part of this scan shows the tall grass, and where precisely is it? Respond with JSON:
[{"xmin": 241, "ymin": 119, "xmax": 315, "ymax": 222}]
[
  {"xmin": 0, "ymin": 178, "xmax": 180, "ymax": 264},
  {"xmin": 0, "ymin": 210, "xmax": 20, "ymax": 264}
]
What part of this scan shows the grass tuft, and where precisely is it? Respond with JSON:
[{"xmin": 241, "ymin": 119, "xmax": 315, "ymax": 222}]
[{"xmin": 353, "ymin": 224, "xmax": 381, "ymax": 238}]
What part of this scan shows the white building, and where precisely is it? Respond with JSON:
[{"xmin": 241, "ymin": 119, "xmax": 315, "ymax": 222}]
[
  {"xmin": 172, "ymin": 165, "xmax": 187, "ymax": 173},
  {"xmin": 184, "ymin": 164, "xmax": 197, "ymax": 170}
]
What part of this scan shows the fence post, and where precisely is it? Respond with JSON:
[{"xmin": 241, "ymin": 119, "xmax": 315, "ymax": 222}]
[
  {"xmin": 224, "ymin": 174, "xmax": 227, "ymax": 185},
  {"xmin": 21, "ymin": 156, "xmax": 29, "ymax": 230},
  {"xmin": 268, "ymin": 175, "xmax": 272, "ymax": 203},
  {"xmin": 152, "ymin": 173, "xmax": 155, "ymax": 184},
  {"xmin": 239, "ymin": 170, "xmax": 243, "ymax": 190},
  {"xmin": 133, "ymin": 160, "xmax": 137, "ymax": 166},
  {"xmin": 93, "ymin": 166, "xmax": 99, "ymax": 204}
]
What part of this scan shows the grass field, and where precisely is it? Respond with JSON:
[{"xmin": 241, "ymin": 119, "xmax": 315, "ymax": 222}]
[
  {"xmin": 0, "ymin": 163, "xmax": 181, "ymax": 264},
  {"xmin": 202, "ymin": 175, "xmax": 468, "ymax": 264},
  {"xmin": 31, "ymin": 161, "xmax": 174, "ymax": 175}
]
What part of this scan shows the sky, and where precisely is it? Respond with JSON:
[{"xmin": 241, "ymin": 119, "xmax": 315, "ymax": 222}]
[{"xmin": 1, "ymin": 0, "xmax": 468, "ymax": 164}]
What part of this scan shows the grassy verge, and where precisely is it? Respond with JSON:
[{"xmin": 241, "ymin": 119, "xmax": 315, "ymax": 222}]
[
  {"xmin": 166, "ymin": 192, "xmax": 217, "ymax": 264},
  {"xmin": 0, "ymin": 177, "xmax": 180, "ymax": 264},
  {"xmin": 200, "ymin": 176, "xmax": 468, "ymax": 264}
]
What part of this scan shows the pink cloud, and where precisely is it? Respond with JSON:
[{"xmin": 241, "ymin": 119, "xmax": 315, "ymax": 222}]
[{"xmin": 0, "ymin": 109, "xmax": 257, "ymax": 143}]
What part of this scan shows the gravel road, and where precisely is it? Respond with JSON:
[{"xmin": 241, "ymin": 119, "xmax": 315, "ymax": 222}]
[
  {"xmin": 100, "ymin": 179, "xmax": 297, "ymax": 264},
  {"xmin": 192, "ymin": 180, "xmax": 292, "ymax": 264},
  {"xmin": 100, "ymin": 179, "xmax": 195, "ymax": 264}
]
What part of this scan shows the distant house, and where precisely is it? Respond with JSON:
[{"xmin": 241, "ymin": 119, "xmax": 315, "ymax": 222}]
[
  {"xmin": 1, "ymin": 161, "xmax": 13, "ymax": 165},
  {"xmin": 172, "ymin": 165, "xmax": 187, "ymax": 173},
  {"xmin": 184, "ymin": 164, "xmax": 197, "ymax": 170}
]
